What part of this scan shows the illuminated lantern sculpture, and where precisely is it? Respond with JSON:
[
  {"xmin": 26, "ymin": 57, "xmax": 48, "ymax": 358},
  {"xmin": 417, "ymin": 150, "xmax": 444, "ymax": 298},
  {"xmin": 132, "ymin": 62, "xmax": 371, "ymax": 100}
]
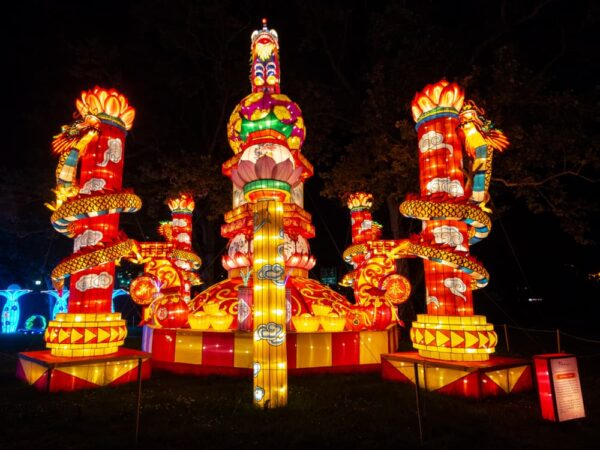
[
  {"xmin": 187, "ymin": 19, "xmax": 402, "ymax": 406},
  {"xmin": 166, "ymin": 194, "xmax": 199, "ymax": 303},
  {"xmin": 44, "ymin": 87, "xmax": 140, "ymax": 357},
  {"xmin": 1, "ymin": 285, "xmax": 32, "ymax": 334},
  {"xmin": 191, "ymin": 21, "xmax": 403, "ymax": 339},
  {"xmin": 340, "ymin": 193, "xmax": 410, "ymax": 330},
  {"xmin": 129, "ymin": 193, "xmax": 202, "ymax": 327},
  {"xmin": 42, "ymin": 289, "xmax": 69, "ymax": 320},
  {"xmin": 132, "ymin": 20, "xmax": 402, "ymax": 401},
  {"xmin": 401, "ymin": 80, "xmax": 509, "ymax": 361},
  {"xmin": 233, "ymin": 19, "xmax": 297, "ymax": 408}
]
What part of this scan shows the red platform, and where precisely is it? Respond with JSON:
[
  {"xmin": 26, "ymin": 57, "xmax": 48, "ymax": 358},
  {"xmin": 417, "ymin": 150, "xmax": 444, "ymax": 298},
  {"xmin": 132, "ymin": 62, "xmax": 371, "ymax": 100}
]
[
  {"xmin": 382, "ymin": 352, "xmax": 532, "ymax": 399},
  {"xmin": 143, "ymin": 325, "xmax": 398, "ymax": 375},
  {"xmin": 17, "ymin": 348, "xmax": 151, "ymax": 392}
]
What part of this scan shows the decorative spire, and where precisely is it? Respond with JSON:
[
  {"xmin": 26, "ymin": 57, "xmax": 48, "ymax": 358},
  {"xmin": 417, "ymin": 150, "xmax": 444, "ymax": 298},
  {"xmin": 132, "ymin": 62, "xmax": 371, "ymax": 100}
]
[{"xmin": 250, "ymin": 19, "xmax": 280, "ymax": 93}]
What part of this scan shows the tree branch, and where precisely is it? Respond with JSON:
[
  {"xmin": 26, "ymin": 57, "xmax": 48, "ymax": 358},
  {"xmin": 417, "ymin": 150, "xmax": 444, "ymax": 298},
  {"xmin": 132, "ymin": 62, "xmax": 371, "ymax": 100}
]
[{"xmin": 493, "ymin": 168, "xmax": 598, "ymax": 187}]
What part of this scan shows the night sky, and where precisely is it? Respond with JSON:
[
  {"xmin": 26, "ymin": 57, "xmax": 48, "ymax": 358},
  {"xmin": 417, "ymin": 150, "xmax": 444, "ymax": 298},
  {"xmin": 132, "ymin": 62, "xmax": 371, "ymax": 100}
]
[{"xmin": 3, "ymin": 0, "xmax": 598, "ymax": 328}]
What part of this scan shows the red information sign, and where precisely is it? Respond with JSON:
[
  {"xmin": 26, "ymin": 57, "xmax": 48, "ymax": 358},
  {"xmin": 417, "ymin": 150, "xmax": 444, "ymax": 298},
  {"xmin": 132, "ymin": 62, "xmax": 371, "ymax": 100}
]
[{"xmin": 533, "ymin": 353, "xmax": 586, "ymax": 422}]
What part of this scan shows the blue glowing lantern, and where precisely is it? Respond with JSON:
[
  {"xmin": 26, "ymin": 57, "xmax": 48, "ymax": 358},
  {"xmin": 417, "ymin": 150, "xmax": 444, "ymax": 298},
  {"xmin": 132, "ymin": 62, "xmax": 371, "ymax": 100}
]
[
  {"xmin": 42, "ymin": 289, "xmax": 69, "ymax": 320},
  {"xmin": 112, "ymin": 289, "xmax": 128, "ymax": 313},
  {"xmin": 0, "ymin": 284, "xmax": 32, "ymax": 334}
]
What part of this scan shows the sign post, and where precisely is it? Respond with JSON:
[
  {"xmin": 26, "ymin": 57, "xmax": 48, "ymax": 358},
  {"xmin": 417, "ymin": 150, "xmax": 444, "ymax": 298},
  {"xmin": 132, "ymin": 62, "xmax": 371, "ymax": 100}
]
[{"xmin": 533, "ymin": 353, "xmax": 586, "ymax": 422}]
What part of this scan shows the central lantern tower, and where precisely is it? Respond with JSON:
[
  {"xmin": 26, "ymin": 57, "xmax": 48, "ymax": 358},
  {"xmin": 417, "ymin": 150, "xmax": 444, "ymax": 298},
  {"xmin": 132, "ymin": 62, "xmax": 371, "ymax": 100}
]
[{"xmin": 186, "ymin": 20, "xmax": 399, "ymax": 407}]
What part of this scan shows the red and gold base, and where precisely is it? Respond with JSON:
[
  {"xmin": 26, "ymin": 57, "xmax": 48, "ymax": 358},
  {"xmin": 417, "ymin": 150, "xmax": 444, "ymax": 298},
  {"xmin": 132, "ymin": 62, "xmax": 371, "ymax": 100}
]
[
  {"xmin": 44, "ymin": 313, "xmax": 127, "ymax": 357},
  {"xmin": 143, "ymin": 325, "xmax": 398, "ymax": 375},
  {"xmin": 410, "ymin": 314, "xmax": 497, "ymax": 362},
  {"xmin": 17, "ymin": 348, "xmax": 151, "ymax": 392},
  {"xmin": 382, "ymin": 351, "xmax": 532, "ymax": 399}
]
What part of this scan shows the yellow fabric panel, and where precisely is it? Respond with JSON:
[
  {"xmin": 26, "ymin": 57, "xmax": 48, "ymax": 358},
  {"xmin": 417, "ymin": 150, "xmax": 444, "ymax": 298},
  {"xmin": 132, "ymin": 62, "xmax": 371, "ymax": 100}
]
[
  {"xmin": 485, "ymin": 369, "xmax": 509, "ymax": 392},
  {"xmin": 425, "ymin": 366, "xmax": 468, "ymax": 390},
  {"xmin": 19, "ymin": 359, "xmax": 47, "ymax": 385},
  {"xmin": 174, "ymin": 332, "xmax": 203, "ymax": 364},
  {"xmin": 234, "ymin": 332, "xmax": 253, "ymax": 368},
  {"xmin": 507, "ymin": 365, "xmax": 529, "ymax": 392},
  {"xmin": 296, "ymin": 333, "xmax": 332, "ymax": 368},
  {"xmin": 58, "ymin": 360, "xmax": 138, "ymax": 386},
  {"xmin": 359, "ymin": 331, "xmax": 389, "ymax": 364}
]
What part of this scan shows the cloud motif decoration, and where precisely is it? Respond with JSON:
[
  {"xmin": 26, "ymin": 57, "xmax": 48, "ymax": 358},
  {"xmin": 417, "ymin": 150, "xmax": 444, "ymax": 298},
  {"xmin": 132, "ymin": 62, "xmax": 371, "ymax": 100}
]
[
  {"xmin": 172, "ymin": 218, "xmax": 188, "ymax": 227},
  {"xmin": 432, "ymin": 225, "xmax": 467, "ymax": 252},
  {"xmin": 426, "ymin": 296, "xmax": 440, "ymax": 307},
  {"xmin": 176, "ymin": 233, "xmax": 191, "ymax": 244},
  {"xmin": 97, "ymin": 138, "xmax": 123, "ymax": 167},
  {"xmin": 255, "ymin": 322, "xmax": 285, "ymax": 346},
  {"xmin": 426, "ymin": 177, "xmax": 464, "ymax": 197},
  {"xmin": 444, "ymin": 277, "xmax": 467, "ymax": 301},
  {"xmin": 419, "ymin": 130, "xmax": 453, "ymax": 155},
  {"xmin": 79, "ymin": 178, "xmax": 106, "ymax": 194},
  {"xmin": 75, "ymin": 272, "xmax": 113, "ymax": 292},
  {"xmin": 257, "ymin": 264, "xmax": 285, "ymax": 285},
  {"xmin": 254, "ymin": 386, "xmax": 265, "ymax": 402},
  {"xmin": 253, "ymin": 362, "xmax": 261, "ymax": 378},
  {"xmin": 74, "ymin": 229, "xmax": 103, "ymax": 252}
]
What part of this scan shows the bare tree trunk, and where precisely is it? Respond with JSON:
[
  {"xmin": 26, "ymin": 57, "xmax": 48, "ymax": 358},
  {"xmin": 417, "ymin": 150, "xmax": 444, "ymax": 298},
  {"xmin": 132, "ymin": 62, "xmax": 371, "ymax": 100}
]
[{"xmin": 386, "ymin": 193, "xmax": 401, "ymax": 240}]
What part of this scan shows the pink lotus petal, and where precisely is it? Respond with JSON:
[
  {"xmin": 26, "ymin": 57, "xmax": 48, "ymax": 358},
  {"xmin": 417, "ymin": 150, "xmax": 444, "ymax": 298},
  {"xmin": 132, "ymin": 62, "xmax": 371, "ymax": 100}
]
[
  {"xmin": 231, "ymin": 169, "xmax": 246, "ymax": 189},
  {"xmin": 237, "ymin": 160, "xmax": 257, "ymax": 183},
  {"xmin": 287, "ymin": 166, "xmax": 305, "ymax": 187},
  {"xmin": 255, "ymin": 156, "xmax": 276, "ymax": 179},
  {"xmin": 272, "ymin": 159, "xmax": 294, "ymax": 182}
]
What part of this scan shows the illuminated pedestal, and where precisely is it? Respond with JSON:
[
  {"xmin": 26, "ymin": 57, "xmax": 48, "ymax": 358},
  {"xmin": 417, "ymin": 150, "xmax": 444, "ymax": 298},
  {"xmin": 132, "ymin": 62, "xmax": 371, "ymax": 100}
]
[
  {"xmin": 143, "ymin": 325, "xmax": 397, "ymax": 375},
  {"xmin": 17, "ymin": 348, "xmax": 151, "ymax": 392},
  {"xmin": 381, "ymin": 352, "xmax": 532, "ymax": 399}
]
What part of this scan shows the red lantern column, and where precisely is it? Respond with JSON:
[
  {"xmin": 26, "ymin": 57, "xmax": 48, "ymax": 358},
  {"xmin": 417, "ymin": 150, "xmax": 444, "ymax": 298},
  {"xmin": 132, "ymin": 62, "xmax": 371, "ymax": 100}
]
[
  {"xmin": 168, "ymin": 194, "xmax": 195, "ymax": 302},
  {"xmin": 405, "ymin": 81, "xmax": 496, "ymax": 362},
  {"xmin": 45, "ymin": 88, "xmax": 139, "ymax": 357},
  {"xmin": 347, "ymin": 193, "xmax": 374, "ymax": 245},
  {"xmin": 68, "ymin": 120, "xmax": 126, "ymax": 314},
  {"xmin": 416, "ymin": 114, "xmax": 473, "ymax": 317}
]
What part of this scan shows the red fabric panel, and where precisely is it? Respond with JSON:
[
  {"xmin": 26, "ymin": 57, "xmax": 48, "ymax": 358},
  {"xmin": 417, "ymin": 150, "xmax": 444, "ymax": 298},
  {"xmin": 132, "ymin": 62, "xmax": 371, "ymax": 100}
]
[
  {"xmin": 534, "ymin": 357, "xmax": 556, "ymax": 421},
  {"xmin": 286, "ymin": 333, "xmax": 297, "ymax": 369},
  {"xmin": 15, "ymin": 359, "xmax": 27, "ymax": 383},
  {"xmin": 109, "ymin": 359, "xmax": 152, "ymax": 386},
  {"xmin": 480, "ymin": 373, "xmax": 504, "ymax": 397},
  {"xmin": 202, "ymin": 332, "xmax": 234, "ymax": 367},
  {"xmin": 151, "ymin": 329, "xmax": 176, "ymax": 362},
  {"xmin": 32, "ymin": 372, "xmax": 50, "ymax": 391},
  {"xmin": 436, "ymin": 372, "xmax": 481, "ymax": 398},
  {"xmin": 332, "ymin": 332, "xmax": 360, "ymax": 366},
  {"xmin": 511, "ymin": 366, "xmax": 533, "ymax": 393},
  {"xmin": 49, "ymin": 369, "xmax": 98, "ymax": 392},
  {"xmin": 152, "ymin": 360, "xmax": 251, "ymax": 377},
  {"xmin": 381, "ymin": 358, "xmax": 412, "ymax": 383}
]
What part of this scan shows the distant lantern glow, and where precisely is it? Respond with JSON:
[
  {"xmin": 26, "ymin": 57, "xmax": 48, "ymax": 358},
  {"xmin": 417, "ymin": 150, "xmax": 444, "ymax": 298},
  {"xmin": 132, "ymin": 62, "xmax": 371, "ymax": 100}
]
[
  {"xmin": 42, "ymin": 289, "xmax": 69, "ymax": 320},
  {"xmin": 1, "ymin": 285, "xmax": 31, "ymax": 334}
]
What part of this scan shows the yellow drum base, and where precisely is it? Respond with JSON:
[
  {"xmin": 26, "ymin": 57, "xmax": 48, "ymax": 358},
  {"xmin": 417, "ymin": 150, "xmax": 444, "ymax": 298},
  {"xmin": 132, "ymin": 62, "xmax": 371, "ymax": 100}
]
[
  {"xmin": 410, "ymin": 314, "xmax": 497, "ymax": 362},
  {"xmin": 44, "ymin": 313, "xmax": 127, "ymax": 357}
]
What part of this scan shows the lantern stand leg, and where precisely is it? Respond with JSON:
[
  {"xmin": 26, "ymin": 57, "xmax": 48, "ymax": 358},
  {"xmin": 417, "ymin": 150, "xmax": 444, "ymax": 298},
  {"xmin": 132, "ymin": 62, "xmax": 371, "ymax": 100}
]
[
  {"xmin": 46, "ymin": 365, "xmax": 53, "ymax": 393},
  {"xmin": 503, "ymin": 324, "xmax": 510, "ymax": 353},
  {"xmin": 135, "ymin": 357, "xmax": 143, "ymax": 446},
  {"xmin": 413, "ymin": 362, "xmax": 424, "ymax": 446}
]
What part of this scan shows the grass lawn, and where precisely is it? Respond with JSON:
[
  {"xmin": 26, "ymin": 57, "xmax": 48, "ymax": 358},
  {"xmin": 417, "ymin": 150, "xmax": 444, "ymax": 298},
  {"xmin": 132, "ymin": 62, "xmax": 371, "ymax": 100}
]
[{"xmin": 0, "ymin": 332, "xmax": 598, "ymax": 449}]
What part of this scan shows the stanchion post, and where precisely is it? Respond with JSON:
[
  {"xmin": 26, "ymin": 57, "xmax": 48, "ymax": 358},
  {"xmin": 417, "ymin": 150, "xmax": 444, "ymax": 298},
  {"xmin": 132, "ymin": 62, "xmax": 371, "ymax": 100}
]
[
  {"xmin": 503, "ymin": 324, "xmax": 510, "ymax": 353},
  {"xmin": 556, "ymin": 329, "xmax": 561, "ymax": 353},
  {"xmin": 135, "ymin": 357, "xmax": 143, "ymax": 446},
  {"xmin": 413, "ymin": 363, "xmax": 424, "ymax": 446}
]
